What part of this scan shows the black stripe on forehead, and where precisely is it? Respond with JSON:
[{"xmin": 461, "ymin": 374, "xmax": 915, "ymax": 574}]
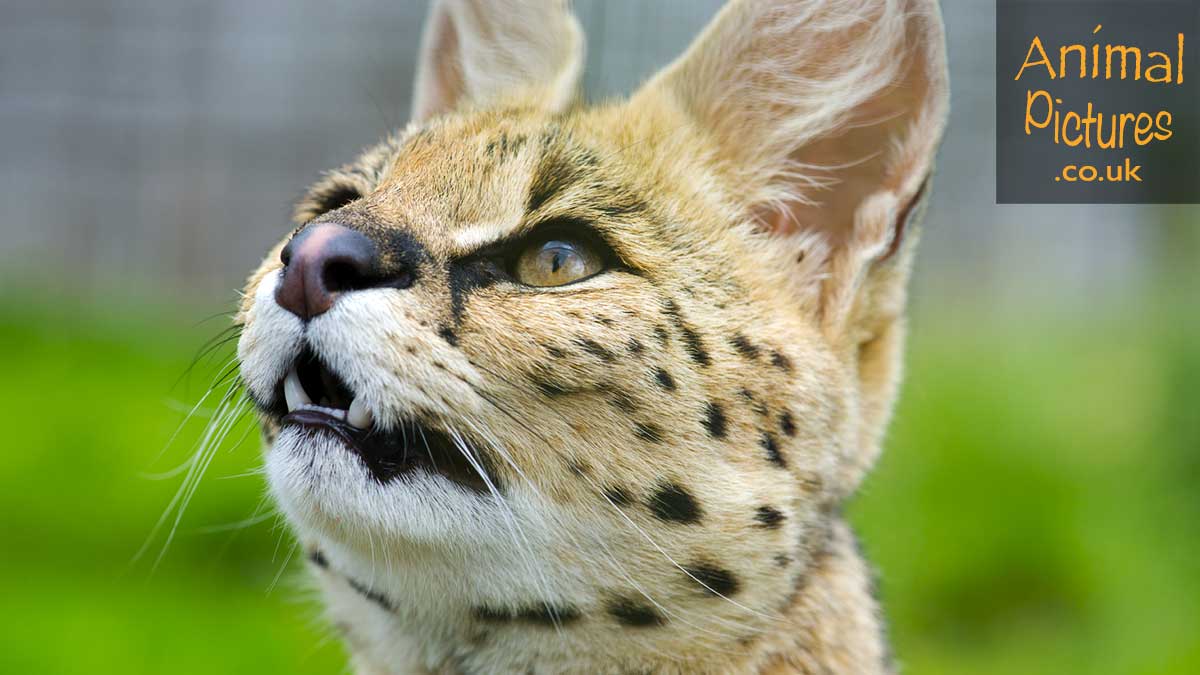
[
  {"xmin": 527, "ymin": 139, "xmax": 583, "ymax": 214},
  {"xmin": 525, "ymin": 130, "xmax": 649, "ymax": 224}
]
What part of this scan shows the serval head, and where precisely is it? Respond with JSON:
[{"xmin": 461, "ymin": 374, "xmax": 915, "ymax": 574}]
[{"xmin": 236, "ymin": 0, "xmax": 949, "ymax": 672}]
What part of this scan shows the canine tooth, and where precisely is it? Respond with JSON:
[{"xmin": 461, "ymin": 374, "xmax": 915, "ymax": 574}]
[
  {"xmin": 347, "ymin": 397, "xmax": 374, "ymax": 429},
  {"xmin": 283, "ymin": 369, "xmax": 310, "ymax": 411}
]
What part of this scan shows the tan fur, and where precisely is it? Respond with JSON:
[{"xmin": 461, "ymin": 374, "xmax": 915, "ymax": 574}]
[{"xmin": 236, "ymin": 1, "xmax": 949, "ymax": 672}]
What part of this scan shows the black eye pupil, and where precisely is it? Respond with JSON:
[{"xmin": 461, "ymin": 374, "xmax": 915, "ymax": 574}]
[{"xmin": 551, "ymin": 251, "xmax": 564, "ymax": 273}]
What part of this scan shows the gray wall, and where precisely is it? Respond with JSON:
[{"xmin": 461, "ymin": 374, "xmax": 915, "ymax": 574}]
[{"xmin": 0, "ymin": 0, "xmax": 1193, "ymax": 309}]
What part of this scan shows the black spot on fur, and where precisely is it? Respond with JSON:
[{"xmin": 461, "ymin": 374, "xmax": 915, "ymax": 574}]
[
  {"xmin": 438, "ymin": 325, "xmax": 459, "ymax": 346},
  {"xmin": 684, "ymin": 564, "xmax": 740, "ymax": 597},
  {"xmin": 770, "ymin": 349, "xmax": 794, "ymax": 372},
  {"xmin": 633, "ymin": 422, "xmax": 663, "ymax": 443},
  {"xmin": 473, "ymin": 603, "xmax": 581, "ymax": 626},
  {"xmin": 577, "ymin": 338, "xmax": 616, "ymax": 363},
  {"xmin": 609, "ymin": 389, "xmax": 638, "ymax": 414},
  {"xmin": 779, "ymin": 411, "xmax": 797, "ymax": 437},
  {"xmin": 652, "ymin": 325, "xmax": 670, "ymax": 346},
  {"xmin": 654, "ymin": 368, "xmax": 676, "ymax": 391},
  {"xmin": 308, "ymin": 549, "xmax": 329, "ymax": 569},
  {"xmin": 761, "ymin": 432, "xmax": 786, "ymax": 468},
  {"xmin": 755, "ymin": 506, "xmax": 785, "ymax": 529},
  {"xmin": 607, "ymin": 597, "xmax": 665, "ymax": 627},
  {"xmin": 545, "ymin": 344, "xmax": 566, "ymax": 358},
  {"xmin": 703, "ymin": 402, "xmax": 727, "ymax": 438},
  {"xmin": 740, "ymin": 388, "xmax": 769, "ymax": 416},
  {"xmin": 596, "ymin": 315, "xmax": 615, "ymax": 326},
  {"xmin": 648, "ymin": 483, "xmax": 702, "ymax": 524},
  {"xmin": 730, "ymin": 334, "xmax": 760, "ymax": 360},
  {"xmin": 567, "ymin": 459, "xmax": 590, "ymax": 476},
  {"xmin": 314, "ymin": 183, "xmax": 361, "ymax": 214},
  {"xmin": 627, "ymin": 338, "xmax": 645, "ymax": 355},
  {"xmin": 533, "ymin": 377, "xmax": 568, "ymax": 397},
  {"xmin": 662, "ymin": 300, "xmax": 711, "ymax": 366},
  {"xmin": 679, "ymin": 326, "xmax": 711, "ymax": 366},
  {"xmin": 604, "ymin": 486, "xmax": 634, "ymax": 507},
  {"xmin": 348, "ymin": 578, "xmax": 395, "ymax": 612},
  {"xmin": 773, "ymin": 553, "xmax": 793, "ymax": 568},
  {"xmin": 472, "ymin": 605, "xmax": 512, "ymax": 622},
  {"xmin": 519, "ymin": 604, "xmax": 581, "ymax": 626}
]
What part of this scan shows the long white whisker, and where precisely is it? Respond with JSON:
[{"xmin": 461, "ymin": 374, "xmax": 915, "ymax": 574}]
[
  {"xmin": 446, "ymin": 426, "xmax": 567, "ymax": 633},
  {"xmin": 134, "ymin": 380, "xmax": 244, "ymax": 566}
]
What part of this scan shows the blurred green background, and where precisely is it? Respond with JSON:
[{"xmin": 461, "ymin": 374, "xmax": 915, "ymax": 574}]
[{"xmin": 2, "ymin": 0, "xmax": 1198, "ymax": 673}]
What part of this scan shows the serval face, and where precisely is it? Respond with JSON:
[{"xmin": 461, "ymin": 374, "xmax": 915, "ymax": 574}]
[{"xmin": 236, "ymin": 1, "xmax": 948, "ymax": 673}]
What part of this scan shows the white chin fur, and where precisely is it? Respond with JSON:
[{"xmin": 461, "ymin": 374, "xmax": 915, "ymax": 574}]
[{"xmin": 265, "ymin": 427, "xmax": 527, "ymax": 549}]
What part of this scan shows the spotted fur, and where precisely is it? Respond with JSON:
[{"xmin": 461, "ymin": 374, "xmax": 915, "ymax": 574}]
[{"xmin": 236, "ymin": 0, "xmax": 949, "ymax": 673}]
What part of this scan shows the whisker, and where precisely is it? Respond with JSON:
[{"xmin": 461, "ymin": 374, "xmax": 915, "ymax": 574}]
[
  {"xmin": 191, "ymin": 510, "xmax": 277, "ymax": 534},
  {"xmin": 445, "ymin": 426, "xmax": 566, "ymax": 634},
  {"xmin": 135, "ymin": 381, "xmax": 251, "ymax": 572},
  {"xmin": 268, "ymin": 540, "xmax": 300, "ymax": 595}
]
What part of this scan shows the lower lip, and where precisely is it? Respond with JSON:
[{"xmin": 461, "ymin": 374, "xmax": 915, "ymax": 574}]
[
  {"xmin": 278, "ymin": 412, "xmax": 490, "ymax": 493},
  {"xmin": 281, "ymin": 410, "xmax": 409, "ymax": 482},
  {"xmin": 282, "ymin": 408, "xmax": 361, "ymax": 439}
]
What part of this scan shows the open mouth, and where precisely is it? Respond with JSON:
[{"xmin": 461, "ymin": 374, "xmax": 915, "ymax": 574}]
[{"xmin": 273, "ymin": 347, "xmax": 489, "ymax": 492}]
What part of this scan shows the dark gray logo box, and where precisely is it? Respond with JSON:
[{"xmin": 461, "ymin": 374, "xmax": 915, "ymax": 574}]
[{"xmin": 997, "ymin": 0, "xmax": 1200, "ymax": 203}]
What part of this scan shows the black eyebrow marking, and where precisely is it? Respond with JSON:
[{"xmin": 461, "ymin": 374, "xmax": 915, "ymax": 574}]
[{"xmin": 527, "ymin": 144, "xmax": 581, "ymax": 214}]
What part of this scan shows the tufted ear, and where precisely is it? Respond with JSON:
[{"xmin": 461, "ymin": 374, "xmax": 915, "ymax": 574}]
[
  {"xmin": 634, "ymin": 0, "xmax": 948, "ymax": 331},
  {"xmin": 633, "ymin": 0, "xmax": 949, "ymax": 496},
  {"xmin": 411, "ymin": 0, "xmax": 585, "ymax": 122}
]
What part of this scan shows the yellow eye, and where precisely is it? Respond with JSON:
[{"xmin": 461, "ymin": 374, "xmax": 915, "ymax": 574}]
[{"xmin": 514, "ymin": 238, "xmax": 604, "ymax": 287}]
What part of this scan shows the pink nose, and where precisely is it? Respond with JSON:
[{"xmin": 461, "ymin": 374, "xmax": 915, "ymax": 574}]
[{"xmin": 275, "ymin": 223, "xmax": 392, "ymax": 321}]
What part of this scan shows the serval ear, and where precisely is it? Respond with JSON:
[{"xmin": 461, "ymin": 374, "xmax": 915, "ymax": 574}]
[
  {"xmin": 411, "ymin": 0, "xmax": 584, "ymax": 122},
  {"xmin": 633, "ymin": 0, "xmax": 949, "ymax": 496}
]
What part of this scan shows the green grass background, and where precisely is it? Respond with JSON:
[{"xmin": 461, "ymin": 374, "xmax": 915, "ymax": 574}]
[{"xmin": 1, "ymin": 289, "xmax": 1196, "ymax": 674}]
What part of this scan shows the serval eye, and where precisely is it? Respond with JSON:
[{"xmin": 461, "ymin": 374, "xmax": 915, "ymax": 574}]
[{"xmin": 514, "ymin": 238, "xmax": 603, "ymax": 287}]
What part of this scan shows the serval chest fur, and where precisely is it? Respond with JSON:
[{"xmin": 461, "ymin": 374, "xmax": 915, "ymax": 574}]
[{"xmin": 235, "ymin": 1, "xmax": 948, "ymax": 673}]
